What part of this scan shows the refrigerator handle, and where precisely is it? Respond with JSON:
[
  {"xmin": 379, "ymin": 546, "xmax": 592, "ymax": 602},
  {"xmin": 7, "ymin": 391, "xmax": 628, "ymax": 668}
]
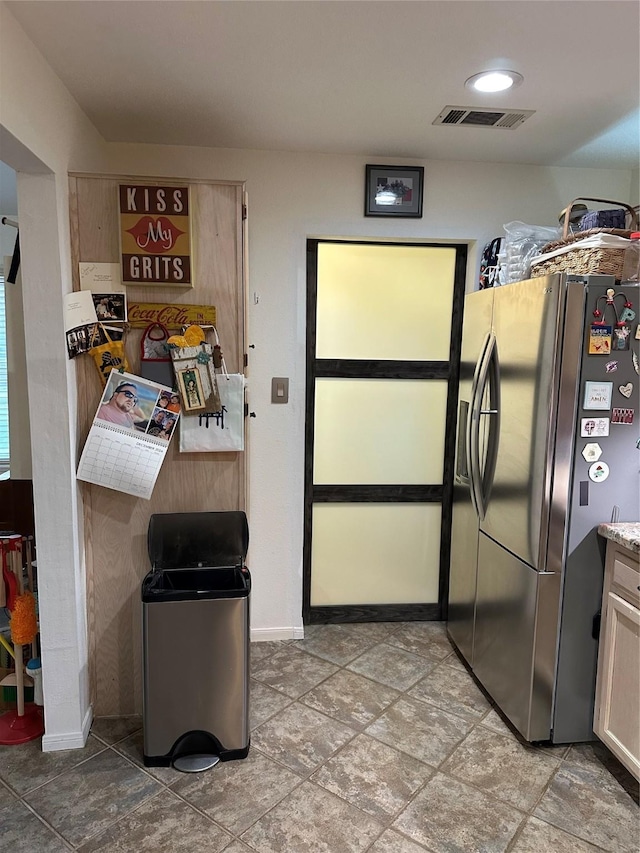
[
  {"xmin": 467, "ymin": 332, "xmax": 492, "ymax": 520},
  {"xmin": 479, "ymin": 338, "xmax": 501, "ymax": 517}
]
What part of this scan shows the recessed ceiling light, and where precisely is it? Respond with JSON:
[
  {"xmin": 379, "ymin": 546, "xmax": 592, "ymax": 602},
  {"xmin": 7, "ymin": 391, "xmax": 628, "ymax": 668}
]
[{"xmin": 465, "ymin": 71, "xmax": 523, "ymax": 93}]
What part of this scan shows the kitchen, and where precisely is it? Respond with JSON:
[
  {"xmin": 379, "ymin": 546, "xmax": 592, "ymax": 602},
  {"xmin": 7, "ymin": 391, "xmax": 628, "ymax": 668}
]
[{"xmin": 0, "ymin": 1, "xmax": 638, "ymax": 851}]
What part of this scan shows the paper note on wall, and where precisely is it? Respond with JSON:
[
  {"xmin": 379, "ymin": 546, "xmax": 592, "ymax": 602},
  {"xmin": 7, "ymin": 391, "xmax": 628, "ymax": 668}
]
[{"xmin": 79, "ymin": 262, "xmax": 125, "ymax": 292}]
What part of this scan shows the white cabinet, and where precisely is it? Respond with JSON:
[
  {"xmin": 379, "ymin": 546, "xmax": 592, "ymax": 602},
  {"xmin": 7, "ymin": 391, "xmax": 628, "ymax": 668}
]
[{"xmin": 594, "ymin": 541, "xmax": 640, "ymax": 781}]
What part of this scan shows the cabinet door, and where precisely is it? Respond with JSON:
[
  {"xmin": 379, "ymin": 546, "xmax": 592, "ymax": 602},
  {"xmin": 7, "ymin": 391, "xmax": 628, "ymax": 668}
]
[{"xmin": 594, "ymin": 591, "xmax": 640, "ymax": 781}]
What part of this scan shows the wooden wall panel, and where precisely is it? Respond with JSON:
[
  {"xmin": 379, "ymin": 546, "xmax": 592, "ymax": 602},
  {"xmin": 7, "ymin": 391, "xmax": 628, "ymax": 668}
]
[{"xmin": 69, "ymin": 175, "xmax": 246, "ymax": 715}]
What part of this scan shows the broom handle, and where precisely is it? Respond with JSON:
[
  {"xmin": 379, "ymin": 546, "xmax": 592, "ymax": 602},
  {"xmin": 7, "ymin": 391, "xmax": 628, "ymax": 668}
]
[
  {"xmin": 12, "ymin": 539, "xmax": 23, "ymax": 596},
  {"xmin": 14, "ymin": 643, "xmax": 24, "ymax": 717},
  {"xmin": 25, "ymin": 537, "xmax": 34, "ymax": 593},
  {"xmin": 9, "ymin": 538, "xmax": 25, "ymax": 717},
  {"xmin": 24, "ymin": 537, "xmax": 37, "ymax": 659}
]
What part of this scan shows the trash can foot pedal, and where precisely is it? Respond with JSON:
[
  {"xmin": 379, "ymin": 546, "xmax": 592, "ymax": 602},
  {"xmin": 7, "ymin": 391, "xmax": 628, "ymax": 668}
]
[{"xmin": 173, "ymin": 753, "xmax": 220, "ymax": 773}]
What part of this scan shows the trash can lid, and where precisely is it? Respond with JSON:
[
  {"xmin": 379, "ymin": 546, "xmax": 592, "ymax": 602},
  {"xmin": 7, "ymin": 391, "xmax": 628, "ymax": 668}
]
[{"xmin": 148, "ymin": 511, "xmax": 249, "ymax": 568}]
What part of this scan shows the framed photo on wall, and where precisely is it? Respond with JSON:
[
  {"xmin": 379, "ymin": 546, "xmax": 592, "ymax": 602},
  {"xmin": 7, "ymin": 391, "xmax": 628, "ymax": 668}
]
[{"xmin": 365, "ymin": 165, "xmax": 424, "ymax": 218}]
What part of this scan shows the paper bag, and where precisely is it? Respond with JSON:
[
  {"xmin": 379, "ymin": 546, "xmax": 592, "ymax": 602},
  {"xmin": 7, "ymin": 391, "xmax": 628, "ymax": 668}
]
[
  {"xmin": 88, "ymin": 326, "xmax": 129, "ymax": 386},
  {"xmin": 179, "ymin": 373, "xmax": 245, "ymax": 452}
]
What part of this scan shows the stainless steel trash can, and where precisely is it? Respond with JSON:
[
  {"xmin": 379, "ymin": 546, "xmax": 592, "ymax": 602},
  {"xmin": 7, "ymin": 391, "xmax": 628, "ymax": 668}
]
[{"xmin": 142, "ymin": 511, "xmax": 250, "ymax": 772}]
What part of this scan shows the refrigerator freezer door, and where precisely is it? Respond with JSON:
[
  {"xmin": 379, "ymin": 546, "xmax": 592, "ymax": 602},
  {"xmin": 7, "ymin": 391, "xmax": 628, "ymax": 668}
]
[
  {"xmin": 448, "ymin": 483, "xmax": 479, "ymax": 664},
  {"xmin": 448, "ymin": 288, "xmax": 493, "ymax": 664},
  {"xmin": 474, "ymin": 533, "xmax": 561, "ymax": 741},
  {"xmin": 481, "ymin": 275, "xmax": 564, "ymax": 569}
]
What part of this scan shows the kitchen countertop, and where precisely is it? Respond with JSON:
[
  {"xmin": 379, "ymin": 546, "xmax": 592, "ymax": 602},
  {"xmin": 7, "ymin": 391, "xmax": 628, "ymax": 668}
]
[{"xmin": 597, "ymin": 523, "xmax": 640, "ymax": 554}]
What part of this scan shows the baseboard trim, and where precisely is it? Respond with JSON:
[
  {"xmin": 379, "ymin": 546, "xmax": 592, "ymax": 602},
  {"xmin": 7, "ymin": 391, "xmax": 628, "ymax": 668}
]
[
  {"xmin": 251, "ymin": 626, "xmax": 304, "ymax": 641},
  {"xmin": 42, "ymin": 703, "xmax": 93, "ymax": 752}
]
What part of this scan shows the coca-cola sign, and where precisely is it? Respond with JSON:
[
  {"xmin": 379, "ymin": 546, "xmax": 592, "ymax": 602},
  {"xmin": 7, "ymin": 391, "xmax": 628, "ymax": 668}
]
[
  {"xmin": 126, "ymin": 302, "xmax": 216, "ymax": 330},
  {"xmin": 119, "ymin": 184, "xmax": 192, "ymax": 286}
]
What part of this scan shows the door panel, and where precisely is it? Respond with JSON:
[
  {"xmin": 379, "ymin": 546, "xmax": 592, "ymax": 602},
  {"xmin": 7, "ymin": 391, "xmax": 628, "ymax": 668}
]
[
  {"xmin": 311, "ymin": 503, "xmax": 442, "ymax": 605},
  {"xmin": 305, "ymin": 239, "xmax": 467, "ymax": 622},
  {"xmin": 594, "ymin": 591, "xmax": 640, "ymax": 777},
  {"xmin": 481, "ymin": 276, "xmax": 562, "ymax": 568},
  {"xmin": 70, "ymin": 176, "xmax": 245, "ymax": 714},
  {"xmin": 313, "ymin": 378, "xmax": 448, "ymax": 485},
  {"xmin": 316, "ymin": 243, "xmax": 456, "ymax": 360}
]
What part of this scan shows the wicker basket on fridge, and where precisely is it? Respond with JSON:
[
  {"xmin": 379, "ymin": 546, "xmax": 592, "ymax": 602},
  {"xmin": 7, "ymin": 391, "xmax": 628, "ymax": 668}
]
[{"xmin": 530, "ymin": 197, "xmax": 638, "ymax": 279}]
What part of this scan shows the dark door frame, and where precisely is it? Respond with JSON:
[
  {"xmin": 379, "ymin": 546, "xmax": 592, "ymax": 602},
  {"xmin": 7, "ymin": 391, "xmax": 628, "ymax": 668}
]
[{"xmin": 303, "ymin": 238, "xmax": 468, "ymax": 625}]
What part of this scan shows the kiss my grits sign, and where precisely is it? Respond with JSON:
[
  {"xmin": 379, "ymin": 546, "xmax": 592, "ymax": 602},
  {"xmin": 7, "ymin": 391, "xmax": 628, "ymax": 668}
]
[{"xmin": 119, "ymin": 184, "xmax": 192, "ymax": 286}]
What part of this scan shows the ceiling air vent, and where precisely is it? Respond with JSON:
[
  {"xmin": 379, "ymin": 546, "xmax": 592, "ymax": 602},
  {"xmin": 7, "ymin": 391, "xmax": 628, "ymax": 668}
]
[{"xmin": 433, "ymin": 105, "xmax": 535, "ymax": 129}]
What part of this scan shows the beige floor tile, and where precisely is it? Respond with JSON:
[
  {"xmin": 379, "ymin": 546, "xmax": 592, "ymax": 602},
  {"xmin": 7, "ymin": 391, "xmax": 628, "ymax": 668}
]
[
  {"xmin": 393, "ymin": 772, "xmax": 524, "ymax": 853},
  {"xmin": 563, "ymin": 742, "xmax": 639, "ymax": 803},
  {"xmin": 347, "ymin": 643, "xmax": 437, "ymax": 691},
  {"xmin": 0, "ymin": 781, "xmax": 18, "ymax": 809},
  {"xmin": 0, "ymin": 799, "xmax": 71, "ymax": 852},
  {"xmin": 366, "ymin": 695, "xmax": 473, "ymax": 767},
  {"xmin": 24, "ymin": 749, "xmax": 161, "ymax": 848},
  {"xmin": 250, "ymin": 640, "xmax": 288, "ymax": 665},
  {"xmin": 172, "ymin": 748, "xmax": 301, "ymax": 834},
  {"xmin": 510, "ymin": 816, "xmax": 606, "ymax": 852},
  {"xmin": 369, "ymin": 829, "xmax": 434, "ymax": 853},
  {"xmin": 440, "ymin": 651, "xmax": 469, "ymax": 672},
  {"xmin": 251, "ymin": 645, "xmax": 338, "ymax": 698},
  {"xmin": 112, "ymin": 730, "xmax": 182, "ymax": 784},
  {"xmin": 408, "ymin": 661, "xmax": 491, "ymax": 721},
  {"xmin": 312, "ymin": 733, "xmax": 432, "ymax": 819},
  {"xmin": 479, "ymin": 709, "xmax": 570, "ymax": 759},
  {"xmin": 90, "ymin": 715, "xmax": 142, "ymax": 745},
  {"xmin": 441, "ymin": 726, "xmax": 561, "ymax": 811},
  {"xmin": 292, "ymin": 623, "xmax": 385, "ymax": 665},
  {"xmin": 240, "ymin": 782, "xmax": 384, "ymax": 853},
  {"xmin": 301, "ymin": 669, "xmax": 399, "ymax": 729},
  {"xmin": 222, "ymin": 842, "xmax": 259, "ymax": 853},
  {"xmin": 250, "ymin": 678, "xmax": 292, "ymax": 730},
  {"xmin": 386, "ymin": 622, "xmax": 454, "ymax": 661},
  {"xmin": 77, "ymin": 789, "xmax": 231, "ymax": 852},
  {"xmin": 534, "ymin": 762, "xmax": 640, "ymax": 852},
  {"xmin": 0, "ymin": 735, "xmax": 105, "ymax": 796},
  {"xmin": 251, "ymin": 702, "xmax": 356, "ymax": 776}
]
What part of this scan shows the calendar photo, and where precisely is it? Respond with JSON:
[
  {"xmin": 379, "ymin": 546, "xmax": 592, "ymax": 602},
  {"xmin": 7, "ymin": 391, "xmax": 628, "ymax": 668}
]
[
  {"xmin": 78, "ymin": 370, "xmax": 179, "ymax": 499},
  {"xmin": 97, "ymin": 371, "xmax": 165, "ymax": 436}
]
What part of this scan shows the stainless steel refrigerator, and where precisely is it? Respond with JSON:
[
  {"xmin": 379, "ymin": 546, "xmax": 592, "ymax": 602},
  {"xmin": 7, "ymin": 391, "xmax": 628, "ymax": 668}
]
[{"xmin": 448, "ymin": 273, "xmax": 639, "ymax": 743}]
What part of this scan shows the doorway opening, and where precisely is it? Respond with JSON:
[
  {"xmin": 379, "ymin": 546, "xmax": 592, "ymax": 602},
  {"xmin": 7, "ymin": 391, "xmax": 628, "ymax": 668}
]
[
  {"xmin": 0, "ymin": 161, "xmax": 34, "ymax": 533},
  {"xmin": 303, "ymin": 239, "xmax": 467, "ymax": 624}
]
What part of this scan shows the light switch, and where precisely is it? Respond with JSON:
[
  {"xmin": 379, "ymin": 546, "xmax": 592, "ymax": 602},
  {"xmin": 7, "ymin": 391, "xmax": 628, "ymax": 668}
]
[{"xmin": 271, "ymin": 377, "xmax": 289, "ymax": 404}]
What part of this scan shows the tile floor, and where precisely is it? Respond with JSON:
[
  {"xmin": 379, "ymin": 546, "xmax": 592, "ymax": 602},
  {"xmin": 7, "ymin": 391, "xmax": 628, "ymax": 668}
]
[{"xmin": 1, "ymin": 622, "xmax": 638, "ymax": 852}]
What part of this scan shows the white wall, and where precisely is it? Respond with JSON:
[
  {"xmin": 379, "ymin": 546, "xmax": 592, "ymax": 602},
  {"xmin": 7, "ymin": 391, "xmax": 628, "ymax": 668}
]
[
  {"xmin": 0, "ymin": 0, "xmax": 635, "ymax": 746},
  {"xmin": 631, "ymin": 169, "xmax": 639, "ymax": 208},
  {"xmin": 106, "ymin": 143, "xmax": 633, "ymax": 638},
  {"xmin": 0, "ymin": 3, "xmax": 108, "ymax": 749}
]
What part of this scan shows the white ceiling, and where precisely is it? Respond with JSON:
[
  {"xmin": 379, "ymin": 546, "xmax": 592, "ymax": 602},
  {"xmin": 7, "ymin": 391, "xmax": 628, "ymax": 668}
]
[{"xmin": 3, "ymin": 0, "xmax": 640, "ymax": 177}]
